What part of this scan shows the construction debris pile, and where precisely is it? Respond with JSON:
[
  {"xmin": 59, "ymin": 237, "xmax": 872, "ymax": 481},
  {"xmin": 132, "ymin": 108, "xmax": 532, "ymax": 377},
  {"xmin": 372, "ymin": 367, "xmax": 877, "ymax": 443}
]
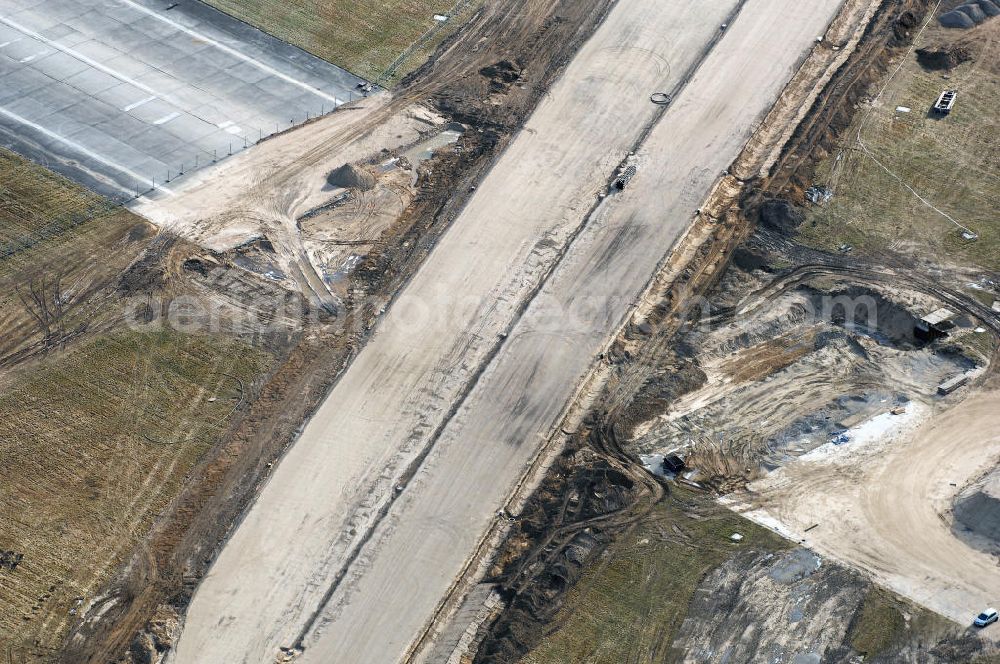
[{"xmin": 1, "ymin": 550, "xmax": 24, "ymax": 571}]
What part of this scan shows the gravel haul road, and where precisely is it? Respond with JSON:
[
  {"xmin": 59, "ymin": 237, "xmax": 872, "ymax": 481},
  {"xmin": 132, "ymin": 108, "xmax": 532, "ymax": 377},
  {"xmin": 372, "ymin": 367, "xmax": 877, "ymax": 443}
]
[{"xmin": 169, "ymin": 0, "xmax": 845, "ymax": 662}]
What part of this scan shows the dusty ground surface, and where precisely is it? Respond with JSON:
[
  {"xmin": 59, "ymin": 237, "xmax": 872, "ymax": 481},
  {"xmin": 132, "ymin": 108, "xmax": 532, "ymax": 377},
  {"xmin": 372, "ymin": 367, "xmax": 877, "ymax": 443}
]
[
  {"xmin": 630, "ymin": 280, "xmax": 983, "ymax": 477},
  {"xmin": 295, "ymin": 0, "xmax": 853, "ymax": 659},
  {"xmin": 732, "ymin": 388, "xmax": 1000, "ymax": 629},
  {"xmin": 705, "ymin": 0, "xmax": 1000, "ymax": 635},
  {"xmin": 6, "ymin": 0, "xmax": 998, "ymax": 662},
  {"xmin": 132, "ymin": 93, "xmax": 430, "ymax": 309}
]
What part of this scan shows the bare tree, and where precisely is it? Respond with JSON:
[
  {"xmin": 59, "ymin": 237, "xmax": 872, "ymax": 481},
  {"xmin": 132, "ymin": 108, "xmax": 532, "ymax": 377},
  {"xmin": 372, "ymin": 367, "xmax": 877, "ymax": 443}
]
[{"xmin": 15, "ymin": 272, "xmax": 69, "ymax": 350}]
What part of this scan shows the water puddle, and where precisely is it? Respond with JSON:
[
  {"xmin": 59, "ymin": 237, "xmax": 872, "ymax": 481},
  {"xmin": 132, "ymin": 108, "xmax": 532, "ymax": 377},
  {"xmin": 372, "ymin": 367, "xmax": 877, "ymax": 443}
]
[{"xmin": 397, "ymin": 123, "xmax": 464, "ymax": 184}]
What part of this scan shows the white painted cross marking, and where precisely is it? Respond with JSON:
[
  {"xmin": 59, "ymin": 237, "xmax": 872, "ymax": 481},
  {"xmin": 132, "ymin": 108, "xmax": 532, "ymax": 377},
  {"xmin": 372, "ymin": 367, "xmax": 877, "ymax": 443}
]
[
  {"xmin": 153, "ymin": 111, "xmax": 180, "ymax": 125},
  {"xmin": 20, "ymin": 49, "xmax": 47, "ymax": 63}
]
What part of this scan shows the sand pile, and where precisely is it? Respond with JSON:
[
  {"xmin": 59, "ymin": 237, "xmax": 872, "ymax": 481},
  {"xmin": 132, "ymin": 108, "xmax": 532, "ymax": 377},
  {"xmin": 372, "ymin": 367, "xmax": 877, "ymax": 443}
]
[{"xmin": 327, "ymin": 163, "xmax": 376, "ymax": 190}]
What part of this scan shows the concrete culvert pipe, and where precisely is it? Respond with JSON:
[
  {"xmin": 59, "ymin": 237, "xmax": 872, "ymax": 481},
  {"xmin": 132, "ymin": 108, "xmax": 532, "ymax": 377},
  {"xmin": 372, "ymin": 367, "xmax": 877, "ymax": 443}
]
[
  {"xmin": 957, "ymin": 3, "xmax": 988, "ymax": 23},
  {"xmin": 650, "ymin": 92, "xmax": 672, "ymax": 105},
  {"xmin": 976, "ymin": 0, "xmax": 1000, "ymax": 17},
  {"xmin": 940, "ymin": 9, "xmax": 976, "ymax": 27}
]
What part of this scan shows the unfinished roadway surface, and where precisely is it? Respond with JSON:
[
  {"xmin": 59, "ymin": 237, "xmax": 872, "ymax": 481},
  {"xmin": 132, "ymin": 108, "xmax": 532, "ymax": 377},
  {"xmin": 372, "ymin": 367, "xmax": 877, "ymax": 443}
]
[
  {"xmin": 0, "ymin": 0, "xmax": 362, "ymax": 200},
  {"xmin": 170, "ymin": 0, "xmax": 846, "ymax": 661}
]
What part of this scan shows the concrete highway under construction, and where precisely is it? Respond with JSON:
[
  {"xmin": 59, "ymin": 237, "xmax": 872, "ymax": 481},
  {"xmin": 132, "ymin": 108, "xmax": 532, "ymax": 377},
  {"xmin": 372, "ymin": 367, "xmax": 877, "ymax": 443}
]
[{"xmin": 169, "ymin": 0, "xmax": 846, "ymax": 661}]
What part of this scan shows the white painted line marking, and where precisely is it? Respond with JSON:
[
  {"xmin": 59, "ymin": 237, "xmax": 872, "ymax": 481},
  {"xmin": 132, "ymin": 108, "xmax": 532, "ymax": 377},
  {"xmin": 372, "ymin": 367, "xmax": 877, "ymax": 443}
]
[
  {"xmin": 153, "ymin": 111, "xmax": 180, "ymax": 125},
  {"xmin": 0, "ymin": 16, "xmax": 163, "ymax": 99},
  {"xmin": 123, "ymin": 95, "xmax": 157, "ymax": 111},
  {"xmin": 114, "ymin": 0, "xmax": 345, "ymax": 105},
  {"xmin": 0, "ymin": 16, "xmax": 212, "ymax": 134},
  {"xmin": 0, "ymin": 104, "xmax": 174, "ymax": 196}
]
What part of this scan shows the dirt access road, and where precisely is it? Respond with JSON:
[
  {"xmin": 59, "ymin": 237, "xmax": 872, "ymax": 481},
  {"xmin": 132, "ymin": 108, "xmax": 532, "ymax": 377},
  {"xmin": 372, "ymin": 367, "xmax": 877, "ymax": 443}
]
[
  {"xmin": 169, "ymin": 0, "xmax": 846, "ymax": 662},
  {"xmin": 735, "ymin": 390, "xmax": 1000, "ymax": 631}
]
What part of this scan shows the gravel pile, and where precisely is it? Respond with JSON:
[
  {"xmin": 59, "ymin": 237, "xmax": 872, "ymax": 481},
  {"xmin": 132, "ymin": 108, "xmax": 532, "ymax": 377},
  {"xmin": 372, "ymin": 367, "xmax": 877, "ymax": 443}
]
[
  {"xmin": 940, "ymin": 11, "xmax": 975, "ymax": 27},
  {"xmin": 955, "ymin": 473, "xmax": 1000, "ymax": 544},
  {"xmin": 958, "ymin": 3, "xmax": 988, "ymax": 22}
]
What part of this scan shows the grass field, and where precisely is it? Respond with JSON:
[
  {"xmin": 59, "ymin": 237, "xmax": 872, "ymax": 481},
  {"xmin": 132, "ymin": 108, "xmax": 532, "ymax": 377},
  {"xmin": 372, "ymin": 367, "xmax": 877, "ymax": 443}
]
[
  {"xmin": 204, "ymin": 0, "xmax": 470, "ymax": 83},
  {"xmin": 0, "ymin": 328, "xmax": 272, "ymax": 656},
  {"xmin": 798, "ymin": 22, "xmax": 1000, "ymax": 270},
  {"xmin": 0, "ymin": 147, "xmax": 277, "ymax": 658},
  {"xmin": 0, "ymin": 148, "xmax": 121, "ymax": 255},
  {"xmin": 521, "ymin": 488, "xmax": 788, "ymax": 664},
  {"xmin": 0, "ymin": 148, "xmax": 152, "ymax": 365},
  {"xmin": 848, "ymin": 588, "xmax": 908, "ymax": 658}
]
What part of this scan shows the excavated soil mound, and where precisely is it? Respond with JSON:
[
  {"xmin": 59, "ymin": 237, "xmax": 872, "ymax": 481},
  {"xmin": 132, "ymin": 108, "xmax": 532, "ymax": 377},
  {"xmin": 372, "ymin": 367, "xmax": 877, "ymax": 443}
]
[
  {"xmin": 916, "ymin": 44, "xmax": 974, "ymax": 69},
  {"xmin": 957, "ymin": 2, "xmax": 989, "ymax": 22},
  {"xmin": 758, "ymin": 198, "xmax": 804, "ymax": 233},
  {"xmin": 955, "ymin": 472, "xmax": 1000, "ymax": 543},
  {"xmin": 978, "ymin": 0, "xmax": 1000, "ymax": 16},
  {"xmin": 480, "ymin": 60, "xmax": 523, "ymax": 93},
  {"xmin": 940, "ymin": 10, "xmax": 976, "ymax": 27},
  {"xmin": 327, "ymin": 163, "xmax": 376, "ymax": 190}
]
